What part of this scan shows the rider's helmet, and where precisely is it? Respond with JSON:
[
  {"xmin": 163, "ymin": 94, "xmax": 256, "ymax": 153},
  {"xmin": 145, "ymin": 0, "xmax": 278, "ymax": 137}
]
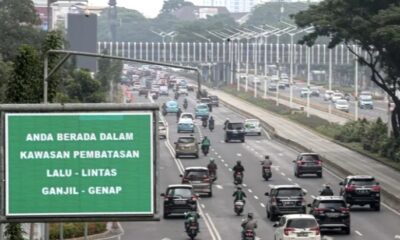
[
  {"xmin": 190, "ymin": 204, "xmax": 197, "ymax": 211},
  {"xmin": 325, "ymin": 184, "xmax": 331, "ymax": 189},
  {"xmin": 265, "ymin": 155, "xmax": 270, "ymax": 160},
  {"xmin": 237, "ymin": 186, "xmax": 242, "ymax": 190},
  {"xmin": 209, "ymin": 158, "xmax": 215, "ymax": 162},
  {"xmin": 247, "ymin": 213, "xmax": 254, "ymax": 219},
  {"xmin": 237, "ymin": 160, "xmax": 241, "ymax": 165}
]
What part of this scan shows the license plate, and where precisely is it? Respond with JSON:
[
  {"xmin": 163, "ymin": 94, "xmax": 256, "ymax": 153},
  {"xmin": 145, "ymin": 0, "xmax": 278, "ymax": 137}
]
[
  {"xmin": 283, "ymin": 201, "xmax": 294, "ymax": 206},
  {"xmin": 191, "ymin": 181, "xmax": 201, "ymax": 184},
  {"xmin": 326, "ymin": 212, "xmax": 340, "ymax": 217},
  {"xmin": 190, "ymin": 226, "xmax": 197, "ymax": 229},
  {"xmin": 356, "ymin": 189, "xmax": 369, "ymax": 194},
  {"xmin": 297, "ymin": 232, "xmax": 308, "ymax": 237},
  {"xmin": 174, "ymin": 200, "xmax": 186, "ymax": 205}
]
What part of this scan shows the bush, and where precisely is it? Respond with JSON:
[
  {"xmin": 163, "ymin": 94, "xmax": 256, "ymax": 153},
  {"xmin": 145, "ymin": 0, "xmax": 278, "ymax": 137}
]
[
  {"xmin": 49, "ymin": 223, "xmax": 107, "ymax": 240},
  {"xmin": 334, "ymin": 119, "xmax": 367, "ymax": 143},
  {"xmin": 361, "ymin": 118, "xmax": 387, "ymax": 153}
]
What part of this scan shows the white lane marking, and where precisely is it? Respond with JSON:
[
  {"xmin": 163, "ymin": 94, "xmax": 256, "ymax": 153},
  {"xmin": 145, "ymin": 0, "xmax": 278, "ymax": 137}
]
[
  {"xmin": 215, "ymin": 151, "xmax": 218, "ymax": 155},
  {"xmin": 255, "ymin": 237, "xmax": 261, "ymax": 240},
  {"xmin": 224, "ymin": 163, "xmax": 229, "ymax": 167},
  {"xmin": 237, "ymin": 153, "xmax": 242, "ymax": 157},
  {"xmin": 278, "ymin": 153, "xmax": 284, "ymax": 156},
  {"xmin": 256, "ymin": 141, "xmax": 260, "ymax": 143},
  {"xmin": 220, "ymin": 140, "xmax": 224, "ymax": 143},
  {"xmin": 355, "ymin": 230, "xmax": 363, "ymax": 236},
  {"xmin": 198, "ymin": 208, "xmax": 216, "ymax": 240},
  {"xmin": 243, "ymin": 183, "xmax": 247, "ymax": 187},
  {"xmin": 221, "ymin": 159, "xmax": 225, "ymax": 162},
  {"xmin": 322, "ymin": 237, "xmax": 333, "ymax": 240},
  {"xmin": 248, "ymin": 189, "xmax": 253, "ymax": 193},
  {"xmin": 395, "ymin": 235, "xmax": 400, "ymax": 239},
  {"xmin": 303, "ymin": 189, "xmax": 308, "ymax": 193},
  {"xmin": 311, "ymin": 195, "xmax": 315, "ymax": 199},
  {"xmin": 254, "ymin": 195, "xmax": 259, "ymax": 200},
  {"xmin": 218, "ymin": 155, "xmax": 222, "ymax": 158},
  {"xmin": 228, "ymin": 168, "xmax": 232, "ymax": 172},
  {"xmin": 281, "ymin": 172, "xmax": 286, "ymax": 176},
  {"xmin": 268, "ymin": 184, "xmax": 273, "ymax": 188},
  {"xmin": 205, "ymin": 213, "xmax": 222, "ymax": 240},
  {"xmin": 288, "ymin": 178, "xmax": 293, "ymax": 182},
  {"xmin": 262, "ymin": 129, "xmax": 271, "ymax": 140},
  {"xmin": 161, "ymin": 238, "xmax": 171, "ymax": 240},
  {"xmin": 260, "ymin": 203, "xmax": 266, "ymax": 208},
  {"xmin": 211, "ymin": 148, "xmax": 215, "ymax": 152},
  {"xmin": 216, "ymin": 185, "xmax": 223, "ymax": 189},
  {"xmin": 201, "ymin": 204, "xmax": 205, "ymax": 209}
]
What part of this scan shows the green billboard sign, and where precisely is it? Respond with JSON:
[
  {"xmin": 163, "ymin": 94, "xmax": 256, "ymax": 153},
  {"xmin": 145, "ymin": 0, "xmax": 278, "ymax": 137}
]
[{"xmin": 5, "ymin": 112, "xmax": 154, "ymax": 217}]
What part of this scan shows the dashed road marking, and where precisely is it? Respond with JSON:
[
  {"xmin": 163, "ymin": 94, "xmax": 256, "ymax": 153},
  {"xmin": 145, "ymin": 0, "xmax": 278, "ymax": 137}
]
[
  {"xmin": 395, "ymin": 235, "xmax": 400, "ymax": 239},
  {"xmin": 281, "ymin": 172, "xmax": 286, "ymax": 176},
  {"xmin": 228, "ymin": 168, "xmax": 232, "ymax": 171},
  {"xmin": 201, "ymin": 204, "xmax": 205, "ymax": 209},
  {"xmin": 211, "ymin": 148, "xmax": 215, "ymax": 151},
  {"xmin": 256, "ymin": 141, "xmax": 260, "ymax": 143},
  {"xmin": 268, "ymin": 184, "xmax": 273, "ymax": 188},
  {"xmin": 254, "ymin": 195, "xmax": 259, "ymax": 200},
  {"xmin": 243, "ymin": 184, "xmax": 247, "ymax": 187},
  {"xmin": 224, "ymin": 163, "xmax": 228, "ymax": 167},
  {"xmin": 311, "ymin": 195, "xmax": 315, "ymax": 199},
  {"xmin": 216, "ymin": 185, "xmax": 223, "ymax": 189},
  {"xmin": 220, "ymin": 140, "xmax": 224, "ymax": 143},
  {"xmin": 248, "ymin": 189, "xmax": 253, "ymax": 193},
  {"xmin": 260, "ymin": 203, "xmax": 265, "ymax": 208},
  {"xmin": 355, "ymin": 230, "xmax": 363, "ymax": 236},
  {"xmin": 218, "ymin": 155, "xmax": 222, "ymax": 158},
  {"xmin": 237, "ymin": 153, "xmax": 242, "ymax": 157},
  {"xmin": 278, "ymin": 153, "xmax": 284, "ymax": 156},
  {"xmin": 288, "ymin": 178, "xmax": 292, "ymax": 182},
  {"xmin": 221, "ymin": 159, "xmax": 225, "ymax": 162},
  {"xmin": 303, "ymin": 188, "xmax": 308, "ymax": 193}
]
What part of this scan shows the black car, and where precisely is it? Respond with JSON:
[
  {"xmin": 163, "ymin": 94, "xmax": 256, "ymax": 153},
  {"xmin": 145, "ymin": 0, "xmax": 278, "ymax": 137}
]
[
  {"xmin": 209, "ymin": 95, "xmax": 219, "ymax": 107},
  {"xmin": 339, "ymin": 175, "xmax": 381, "ymax": 211},
  {"xmin": 265, "ymin": 185, "xmax": 307, "ymax": 221},
  {"xmin": 225, "ymin": 122, "xmax": 245, "ymax": 142},
  {"xmin": 161, "ymin": 184, "xmax": 197, "ymax": 218},
  {"xmin": 308, "ymin": 196, "xmax": 350, "ymax": 234},
  {"xmin": 293, "ymin": 153, "xmax": 323, "ymax": 178},
  {"xmin": 139, "ymin": 87, "xmax": 149, "ymax": 96}
]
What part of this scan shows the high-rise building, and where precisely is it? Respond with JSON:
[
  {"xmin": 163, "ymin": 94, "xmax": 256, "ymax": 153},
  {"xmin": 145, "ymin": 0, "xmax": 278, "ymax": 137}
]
[{"xmin": 202, "ymin": 0, "xmax": 260, "ymax": 12}]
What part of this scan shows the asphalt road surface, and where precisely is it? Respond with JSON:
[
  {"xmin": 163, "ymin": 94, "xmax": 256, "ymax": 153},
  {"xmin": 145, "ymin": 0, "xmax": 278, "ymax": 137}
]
[{"xmin": 120, "ymin": 86, "xmax": 400, "ymax": 240}]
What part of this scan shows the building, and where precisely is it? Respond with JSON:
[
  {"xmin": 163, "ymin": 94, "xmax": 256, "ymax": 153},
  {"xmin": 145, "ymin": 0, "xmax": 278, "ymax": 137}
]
[
  {"xmin": 173, "ymin": 5, "xmax": 230, "ymax": 21},
  {"xmin": 202, "ymin": 0, "xmax": 261, "ymax": 12}
]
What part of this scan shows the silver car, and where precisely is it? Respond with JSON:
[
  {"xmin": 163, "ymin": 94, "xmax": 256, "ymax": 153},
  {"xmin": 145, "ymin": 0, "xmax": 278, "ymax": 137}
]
[{"xmin": 244, "ymin": 119, "xmax": 262, "ymax": 136}]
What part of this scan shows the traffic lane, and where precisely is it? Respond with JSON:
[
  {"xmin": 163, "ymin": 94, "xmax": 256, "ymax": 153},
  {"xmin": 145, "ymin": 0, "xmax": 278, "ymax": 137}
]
[{"xmin": 205, "ymin": 100, "xmax": 400, "ymax": 239}]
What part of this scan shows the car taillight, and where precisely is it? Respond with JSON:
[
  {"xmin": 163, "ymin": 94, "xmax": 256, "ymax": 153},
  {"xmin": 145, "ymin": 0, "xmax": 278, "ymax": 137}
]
[
  {"xmin": 191, "ymin": 195, "xmax": 197, "ymax": 201},
  {"xmin": 182, "ymin": 178, "xmax": 189, "ymax": 183},
  {"xmin": 203, "ymin": 176, "xmax": 210, "ymax": 182},
  {"xmin": 310, "ymin": 227, "xmax": 320, "ymax": 235},
  {"xmin": 340, "ymin": 207, "xmax": 349, "ymax": 213},
  {"xmin": 345, "ymin": 184, "xmax": 356, "ymax": 192},
  {"xmin": 316, "ymin": 160, "xmax": 322, "ymax": 166},
  {"xmin": 315, "ymin": 208, "xmax": 326, "ymax": 214},
  {"xmin": 164, "ymin": 196, "xmax": 171, "ymax": 201},
  {"xmin": 372, "ymin": 185, "xmax": 381, "ymax": 192},
  {"xmin": 271, "ymin": 197, "xmax": 277, "ymax": 206},
  {"xmin": 284, "ymin": 227, "xmax": 295, "ymax": 236}
]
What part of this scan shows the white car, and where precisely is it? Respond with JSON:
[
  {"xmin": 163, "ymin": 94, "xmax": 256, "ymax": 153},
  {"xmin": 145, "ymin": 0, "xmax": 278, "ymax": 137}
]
[
  {"xmin": 158, "ymin": 121, "xmax": 167, "ymax": 139},
  {"xmin": 178, "ymin": 86, "xmax": 188, "ymax": 96},
  {"xmin": 331, "ymin": 92, "xmax": 344, "ymax": 103},
  {"xmin": 159, "ymin": 85, "xmax": 169, "ymax": 96},
  {"xmin": 244, "ymin": 119, "xmax": 262, "ymax": 136},
  {"xmin": 323, "ymin": 90, "xmax": 334, "ymax": 101},
  {"xmin": 274, "ymin": 214, "xmax": 321, "ymax": 240},
  {"xmin": 180, "ymin": 112, "xmax": 195, "ymax": 121},
  {"xmin": 300, "ymin": 88, "xmax": 311, "ymax": 98},
  {"xmin": 335, "ymin": 99, "xmax": 350, "ymax": 112},
  {"xmin": 132, "ymin": 82, "xmax": 141, "ymax": 91}
]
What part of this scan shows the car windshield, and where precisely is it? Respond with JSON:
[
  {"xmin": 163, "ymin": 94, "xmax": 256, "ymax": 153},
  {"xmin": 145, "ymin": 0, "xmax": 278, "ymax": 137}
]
[
  {"xmin": 318, "ymin": 200, "xmax": 346, "ymax": 209},
  {"xmin": 286, "ymin": 219, "xmax": 318, "ymax": 228},
  {"xmin": 336, "ymin": 100, "xmax": 347, "ymax": 104},
  {"xmin": 178, "ymin": 138, "xmax": 195, "ymax": 144},
  {"xmin": 245, "ymin": 121, "xmax": 259, "ymax": 127},
  {"xmin": 360, "ymin": 94, "xmax": 372, "ymax": 100},
  {"xmin": 276, "ymin": 188, "xmax": 303, "ymax": 197},
  {"xmin": 168, "ymin": 188, "xmax": 192, "ymax": 198},
  {"xmin": 301, "ymin": 154, "xmax": 319, "ymax": 162},
  {"xmin": 181, "ymin": 114, "xmax": 193, "ymax": 119},
  {"xmin": 228, "ymin": 123, "xmax": 243, "ymax": 130},
  {"xmin": 167, "ymin": 101, "xmax": 177, "ymax": 107},
  {"xmin": 197, "ymin": 105, "xmax": 208, "ymax": 109},
  {"xmin": 349, "ymin": 179, "xmax": 377, "ymax": 186},
  {"xmin": 209, "ymin": 96, "xmax": 218, "ymax": 100},
  {"xmin": 201, "ymin": 98, "xmax": 211, "ymax": 103},
  {"xmin": 185, "ymin": 170, "xmax": 208, "ymax": 180}
]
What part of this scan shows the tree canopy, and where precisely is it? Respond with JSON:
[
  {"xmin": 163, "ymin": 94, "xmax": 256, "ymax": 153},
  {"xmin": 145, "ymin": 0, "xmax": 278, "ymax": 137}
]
[{"xmin": 293, "ymin": 0, "xmax": 400, "ymax": 137}]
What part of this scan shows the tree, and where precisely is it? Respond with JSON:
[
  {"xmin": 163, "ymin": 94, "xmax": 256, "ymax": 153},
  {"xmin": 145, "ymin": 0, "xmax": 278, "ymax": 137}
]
[
  {"xmin": 0, "ymin": 0, "xmax": 44, "ymax": 60},
  {"xmin": 6, "ymin": 45, "xmax": 42, "ymax": 103},
  {"xmin": 293, "ymin": 0, "xmax": 400, "ymax": 137},
  {"xmin": 0, "ymin": 57, "xmax": 12, "ymax": 103},
  {"xmin": 4, "ymin": 223, "xmax": 24, "ymax": 240},
  {"xmin": 66, "ymin": 69, "xmax": 105, "ymax": 103},
  {"xmin": 159, "ymin": 0, "xmax": 194, "ymax": 15}
]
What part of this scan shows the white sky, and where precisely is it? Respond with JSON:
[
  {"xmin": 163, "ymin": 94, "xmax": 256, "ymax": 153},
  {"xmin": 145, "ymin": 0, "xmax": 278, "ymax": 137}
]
[{"xmin": 88, "ymin": 0, "xmax": 202, "ymax": 18}]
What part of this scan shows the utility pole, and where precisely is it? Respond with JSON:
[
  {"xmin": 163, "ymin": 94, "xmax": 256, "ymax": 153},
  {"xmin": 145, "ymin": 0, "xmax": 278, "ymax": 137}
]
[{"xmin": 108, "ymin": 0, "xmax": 118, "ymax": 42}]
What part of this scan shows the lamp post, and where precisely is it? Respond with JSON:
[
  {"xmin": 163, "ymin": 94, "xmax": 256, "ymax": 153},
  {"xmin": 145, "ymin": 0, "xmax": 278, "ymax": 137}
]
[
  {"xmin": 307, "ymin": 45, "xmax": 311, "ymax": 118},
  {"xmin": 354, "ymin": 47, "xmax": 359, "ymax": 121}
]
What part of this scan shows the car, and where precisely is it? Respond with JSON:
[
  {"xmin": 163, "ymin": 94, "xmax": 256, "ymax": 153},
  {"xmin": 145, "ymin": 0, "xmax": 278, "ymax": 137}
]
[
  {"xmin": 268, "ymin": 82, "xmax": 278, "ymax": 91},
  {"xmin": 270, "ymin": 75, "xmax": 279, "ymax": 81},
  {"xmin": 339, "ymin": 175, "xmax": 381, "ymax": 211},
  {"xmin": 308, "ymin": 196, "xmax": 350, "ymax": 234},
  {"xmin": 151, "ymin": 84, "xmax": 160, "ymax": 93},
  {"xmin": 161, "ymin": 184, "xmax": 197, "ymax": 218},
  {"xmin": 293, "ymin": 153, "xmax": 323, "ymax": 178},
  {"xmin": 310, "ymin": 87, "xmax": 320, "ymax": 97},
  {"xmin": 194, "ymin": 103, "xmax": 209, "ymax": 119},
  {"xmin": 244, "ymin": 119, "xmax": 262, "ymax": 136},
  {"xmin": 180, "ymin": 167, "xmax": 212, "ymax": 197},
  {"xmin": 165, "ymin": 100, "xmax": 179, "ymax": 113},
  {"xmin": 132, "ymin": 82, "xmax": 141, "ymax": 91},
  {"xmin": 178, "ymin": 86, "xmax": 188, "ymax": 96},
  {"xmin": 265, "ymin": 185, "xmax": 307, "ymax": 221},
  {"xmin": 280, "ymin": 79, "xmax": 290, "ymax": 87},
  {"xmin": 359, "ymin": 91, "xmax": 374, "ymax": 109},
  {"xmin": 335, "ymin": 99, "xmax": 350, "ymax": 112},
  {"xmin": 199, "ymin": 97, "xmax": 211, "ymax": 105},
  {"xmin": 323, "ymin": 90, "xmax": 334, "ymax": 101},
  {"xmin": 174, "ymin": 136, "xmax": 199, "ymax": 158},
  {"xmin": 187, "ymin": 84, "xmax": 195, "ymax": 91},
  {"xmin": 225, "ymin": 122, "xmax": 245, "ymax": 142},
  {"xmin": 273, "ymin": 214, "xmax": 321, "ymax": 240},
  {"xmin": 159, "ymin": 121, "xmax": 167, "ymax": 139},
  {"xmin": 209, "ymin": 95, "xmax": 219, "ymax": 107},
  {"xmin": 278, "ymin": 82, "xmax": 286, "ymax": 89},
  {"xmin": 331, "ymin": 92, "xmax": 344, "ymax": 102},
  {"xmin": 177, "ymin": 118, "xmax": 194, "ymax": 133},
  {"xmin": 300, "ymin": 87, "xmax": 311, "ymax": 98},
  {"xmin": 180, "ymin": 112, "xmax": 195, "ymax": 121},
  {"xmin": 138, "ymin": 87, "xmax": 149, "ymax": 96},
  {"xmin": 159, "ymin": 85, "xmax": 169, "ymax": 96}
]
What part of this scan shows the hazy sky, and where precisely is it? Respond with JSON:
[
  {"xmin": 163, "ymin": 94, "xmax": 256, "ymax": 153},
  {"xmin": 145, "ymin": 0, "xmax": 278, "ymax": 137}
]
[{"xmin": 88, "ymin": 0, "xmax": 202, "ymax": 18}]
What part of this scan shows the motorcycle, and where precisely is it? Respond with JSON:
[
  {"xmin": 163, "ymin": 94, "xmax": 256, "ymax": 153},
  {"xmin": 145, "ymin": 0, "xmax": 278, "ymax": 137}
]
[
  {"xmin": 234, "ymin": 172, "xmax": 243, "ymax": 185},
  {"xmin": 186, "ymin": 220, "xmax": 199, "ymax": 240},
  {"xmin": 162, "ymin": 109, "xmax": 167, "ymax": 116},
  {"xmin": 242, "ymin": 229, "xmax": 255, "ymax": 240},
  {"xmin": 201, "ymin": 145, "xmax": 209, "ymax": 156},
  {"xmin": 209, "ymin": 170, "xmax": 217, "ymax": 183},
  {"xmin": 183, "ymin": 101, "xmax": 188, "ymax": 110},
  {"xmin": 262, "ymin": 166, "xmax": 272, "ymax": 181},
  {"xmin": 234, "ymin": 200, "xmax": 245, "ymax": 216},
  {"xmin": 202, "ymin": 118, "xmax": 208, "ymax": 128},
  {"xmin": 174, "ymin": 93, "xmax": 179, "ymax": 100},
  {"xmin": 209, "ymin": 121, "xmax": 214, "ymax": 132}
]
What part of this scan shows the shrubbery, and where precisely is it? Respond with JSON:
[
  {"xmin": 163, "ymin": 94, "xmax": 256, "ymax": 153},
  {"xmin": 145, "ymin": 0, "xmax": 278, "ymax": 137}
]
[{"xmin": 49, "ymin": 223, "xmax": 107, "ymax": 240}]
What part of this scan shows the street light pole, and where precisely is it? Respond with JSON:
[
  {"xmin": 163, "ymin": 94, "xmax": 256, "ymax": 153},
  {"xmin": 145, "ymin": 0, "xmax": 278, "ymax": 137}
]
[
  {"xmin": 307, "ymin": 46, "xmax": 311, "ymax": 118},
  {"xmin": 289, "ymin": 34, "xmax": 294, "ymax": 108},
  {"xmin": 354, "ymin": 47, "xmax": 359, "ymax": 121},
  {"xmin": 328, "ymin": 48, "xmax": 333, "ymax": 114}
]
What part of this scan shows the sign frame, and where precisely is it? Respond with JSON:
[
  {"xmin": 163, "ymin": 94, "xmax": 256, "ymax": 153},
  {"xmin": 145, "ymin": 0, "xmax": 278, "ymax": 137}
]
[{"xmin": 0, "ymin": 103, "xmax": 160, "ymax": 222}]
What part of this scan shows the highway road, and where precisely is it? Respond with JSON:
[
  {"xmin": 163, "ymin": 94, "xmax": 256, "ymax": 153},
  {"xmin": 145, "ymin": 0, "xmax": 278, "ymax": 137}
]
[{"xmin": 119, "ymin": 86, "xmax": 400, "ymax": 240}]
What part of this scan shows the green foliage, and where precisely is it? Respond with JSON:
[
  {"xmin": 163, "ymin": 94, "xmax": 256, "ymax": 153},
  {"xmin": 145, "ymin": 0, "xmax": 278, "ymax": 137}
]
[
  {"xmin": 4, "ymin": 223, "xmax": 24, "ymax": 240},
  {"xmin": 6, "ymin": 44, "xmax": 42, "ymax": 103},
  {"xmin": 65, "ymin": 69, "xmax": 105, "ymax": 103},
  {"xmin": 49, "ymin": 223, "xmax": 107, "ymax": 240},
  {"xmin": 361, "ymin": 118, "xmax": 387, "ymax": 153},
  {"xmin": 334, "ymin": 119, "xmax": 367, "ymax": 143},
  {"xmin": 0, "ymin": 57, "xmax": 12, "ymax": 103},
  {"xmin": 160, "ymin": 0, "xmax": 194, "ymax": 14}
]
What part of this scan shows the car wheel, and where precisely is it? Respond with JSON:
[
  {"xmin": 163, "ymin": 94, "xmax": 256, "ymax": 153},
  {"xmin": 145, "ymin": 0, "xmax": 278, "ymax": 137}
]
[
  {"xmin": 177, "ymin": 130, "xmax": 180, "ymax": 133},
  {"xmin": 175, "ymin": 153, "xmax": 179, "ymax": 158},
  {"xmin": 344, "ymin": 227, "xmax": 351, "ymax": 235},
  {"xmin": 269, "ymin": 212, "xmax": 276, "ymax": 221},
  {"xmin": 208, "ymin": 190, "xmax": 212, "ymax": 197},
  {"xmin": 225, "ymin": 138, "xmax": 229, "ymax": 143},
  {"xmin": 258, "ymin": 132, "xmax": 261, "ymax": 136},
  {"xmin": 317, "ymin": 172, "xmax": 322, "ymax": 178},
  {"xmin": 294, "ymin": 171, "xmax": 299, "ymax": 178},
  {"xmin": 241, "ymin": 138, "xmax": 245, "ymax": 143},
  {"xmin": 372, "ymin": 203, "xmax": 380, "ymax": 211},
  {"xmin": 194, "ymin": 154, "xmax": 199, "ymax": 159},
  {"xmin": 163, "ymin": 212, "xmax": 169, "ymax": 219}
]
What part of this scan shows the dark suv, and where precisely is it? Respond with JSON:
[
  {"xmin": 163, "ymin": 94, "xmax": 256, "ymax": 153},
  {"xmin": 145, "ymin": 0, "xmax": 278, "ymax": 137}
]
[
  {"xmin": 209, "ymin": 95, "xmax": 219, "ymax": 107},
  {"xmin": 339, "ymin": 175, "xmax": 380, "ymax": 211},
  {"xmin": 265, "ymin": 185, "xmax": 307, "ymax": 221},
  {"xmin": 161, "ymin": 184, "xmax": 197, "ymax": 218},
  {"xmin": 181, "ymin": 167, "xmax": 213, "ymax": 197},
  {"xmin": 293, "ymin": 153, "xmax": 323, "ymax": 178},
  {"xmin": 308, "ymin": 196, "xmax": 350, "ymax": 234},
  {"xmin": 225, "ymin": 122, "xmax": 245, "ymax": 142}
]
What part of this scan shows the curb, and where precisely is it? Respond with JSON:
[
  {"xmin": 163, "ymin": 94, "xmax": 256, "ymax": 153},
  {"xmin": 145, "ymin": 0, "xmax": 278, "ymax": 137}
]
[{"xmin": 217, "ymin": 92, "xmax": 400, "ymax": 212}]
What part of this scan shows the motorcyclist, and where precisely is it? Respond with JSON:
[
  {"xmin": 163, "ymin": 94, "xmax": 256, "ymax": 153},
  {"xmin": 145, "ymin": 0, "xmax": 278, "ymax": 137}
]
[
  {"xmin": 233, "ymin": 186, "xmax": 247, "ymax": 204},
  {"xmin": 208, "ymin": 116, "xmax": 215, "ymax": 130},
  {"xmin": 223, "ymin": 118, "xmax": 230, "ymax": 130},
  {"xmin": 261, "ymin": 155, "xmax": 272, "ymax": 168},
  {"xmin": 201, "ymin": 136, "xmax": 211, "ymax": 153},
  {"xmin": 233, "ymin": 160, "xmax": 245, "ymax": 178},
  {"xmin": 320, "ymin": 184, "xmax": 334, "ymax": 196},
  {"xmin": 201, "ymin": 116, "xmax": 208, "ymax": 128},
  {"xmin": 184, "ymin": 204, "xmax": 200, "ymax": 232},
  {"xmin": 241, "ymin": 213, "xmax": 257, "ymax": 238},
  {"xmin": 207, "ymin": 158, "xmax": 217, "ymax": 177},
  {"xmin": 183, "ymin": 98, "xmax": 188, "ymax": 110},
  {"xmin": 176, "ymin": 108, "xmax": 182, "ymax": 122}
]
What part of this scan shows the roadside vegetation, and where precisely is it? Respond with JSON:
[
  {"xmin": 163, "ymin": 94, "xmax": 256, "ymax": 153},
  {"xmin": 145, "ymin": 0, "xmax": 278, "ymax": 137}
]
[
  {"xmin": 49, "ymin": 223, "xmax": 107, "ymax": 240},
  {"xmin": 222, "ymin": 85, "xmax": 400, "ymax": 171}
]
